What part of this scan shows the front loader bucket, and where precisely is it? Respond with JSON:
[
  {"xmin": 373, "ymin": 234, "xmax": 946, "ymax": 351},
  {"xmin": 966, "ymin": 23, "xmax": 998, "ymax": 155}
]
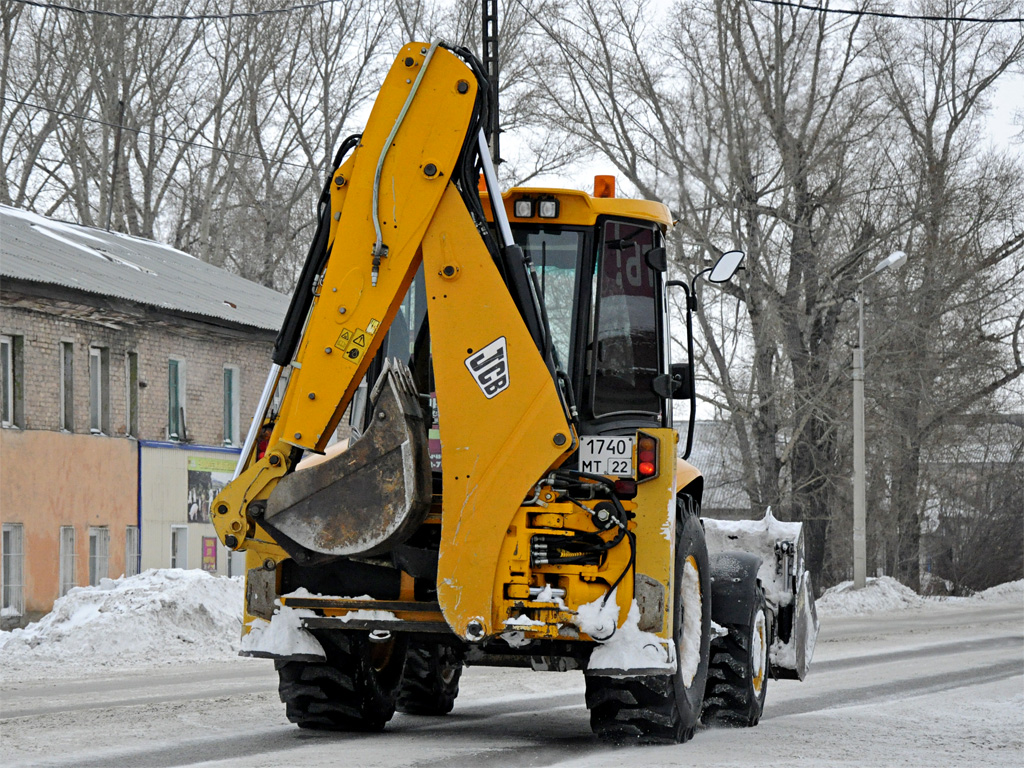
[{"xmin": 263, "ymin": 359, "xmax": 431, "ymax": 559}]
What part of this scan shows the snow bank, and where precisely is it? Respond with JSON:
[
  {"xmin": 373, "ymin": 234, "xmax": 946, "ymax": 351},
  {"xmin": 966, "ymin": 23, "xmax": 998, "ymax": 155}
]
[
  {"xmin": 818, "ymin": 576, "xmax": 927, "ymax": 615},
  {"xmin": 0, "ymin": 569, "xmax": 243, "ymax": 677},
  {"xmin": 819, "ymin": 576, "xmax": 1024, "ymax": 616},
  {"xmin": 975, "ymin": 579, "xmax": 1024, "ymax": 602}
]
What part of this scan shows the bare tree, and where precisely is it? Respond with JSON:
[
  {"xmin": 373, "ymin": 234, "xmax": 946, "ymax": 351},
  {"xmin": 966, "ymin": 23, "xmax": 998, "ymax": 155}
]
[{"xmin": 865, "ymin": 1, "xmax": 1024, "ymax": 587}]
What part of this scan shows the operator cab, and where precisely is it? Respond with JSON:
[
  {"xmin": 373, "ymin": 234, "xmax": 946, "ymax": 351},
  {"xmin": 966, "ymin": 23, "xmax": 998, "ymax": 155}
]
[{"xmin": 353, "ymin": 178, "xmax": 676, "ymax": 462}]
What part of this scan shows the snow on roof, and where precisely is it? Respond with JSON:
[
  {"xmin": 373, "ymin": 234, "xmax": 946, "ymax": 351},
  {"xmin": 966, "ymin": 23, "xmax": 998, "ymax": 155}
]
[{"xmin": 0, "ymin": 204, "xmax": 290, "ymax": 331}]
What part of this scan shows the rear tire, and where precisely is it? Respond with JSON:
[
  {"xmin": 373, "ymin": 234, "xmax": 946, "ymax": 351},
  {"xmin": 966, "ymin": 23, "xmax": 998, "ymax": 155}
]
[
  {"xmin": 276, "ymin": 631, "xmax": 407, "ymax": 731},
  {"xmin": 703, "ymin": 584, "xmax": 769, "ymax": 727},
  {"xmin": 585, "ymin": 498, "xmax": 711, "ymax": 744},
  {"xmin": 397, "ymin": 640, "xmax": 463, "ymax": 715}
]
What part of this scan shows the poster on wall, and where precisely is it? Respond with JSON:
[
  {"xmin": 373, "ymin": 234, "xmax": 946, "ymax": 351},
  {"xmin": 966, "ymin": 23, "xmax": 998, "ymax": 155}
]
[
  {"xmin": 187, "ymin": 455, "xmax": 237, "ymax": 524},
  {"xmin": 201, "ymin": 537, "xmax": 218, "ymax": 572}
]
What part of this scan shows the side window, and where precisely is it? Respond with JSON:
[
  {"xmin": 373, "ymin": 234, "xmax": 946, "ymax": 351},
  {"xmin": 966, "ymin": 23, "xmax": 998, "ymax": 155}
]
[
  {"xmin": 89, "ymin": 346, "xmax": 110, "ymax": 435},
  {"xmin": 125, "ymin": 525, "xmax": 140, "ymax": 577},
  {"xmin": 168, "ymin": 359, "xmax": 185, "ymax": 440},
  {"xmin": 223, "ymin": 366, "xmax": 240, "ymax": 446},
  {"xmin": 1, "ymin": 335, "xmax": 23, "ymax": 428},
  {"xmin": 2, "ymin": 523, "xmax": 25, "ymax": 617},
  {"xmin": 88, "ymin": 527, "xmax": 109, "ymax": 585},
  {"xmin": 588, "ymin": 220, "xmax": 662, "ymax": 419},
  {"xmin": 125, "ymin": 352, "xmax": 139, "ymax": 437},
  {"xmin": 60, "ymin": 341, "xmax": 74, "ymax": 432},
  {"xmin": 513, "ymin": 228, "xmax": 582, "ymax": 371}
]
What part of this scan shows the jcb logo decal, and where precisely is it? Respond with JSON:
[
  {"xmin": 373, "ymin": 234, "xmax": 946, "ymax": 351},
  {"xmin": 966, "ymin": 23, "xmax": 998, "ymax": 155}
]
[{"xmin": 465, "ymin": 337, "xmax": 509, "ymax": 399}]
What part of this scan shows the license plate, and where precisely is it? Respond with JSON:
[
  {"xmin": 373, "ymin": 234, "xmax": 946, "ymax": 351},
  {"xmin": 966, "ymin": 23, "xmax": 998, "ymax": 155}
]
[{"xmin": 579, "ymin": 436, "xmax": 634, "ymax": 476}]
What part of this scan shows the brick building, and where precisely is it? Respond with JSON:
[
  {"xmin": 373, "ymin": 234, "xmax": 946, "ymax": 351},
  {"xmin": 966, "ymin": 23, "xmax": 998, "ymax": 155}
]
[{"xmin": 1, "ymin": 205, "xmax": 289, "ymax": 627}]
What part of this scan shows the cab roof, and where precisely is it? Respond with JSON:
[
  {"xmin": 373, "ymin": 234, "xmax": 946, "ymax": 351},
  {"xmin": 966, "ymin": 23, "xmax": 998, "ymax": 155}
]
[{"xmin": 481, "ymin": 186, "xmax": 672, "ymax": 229}]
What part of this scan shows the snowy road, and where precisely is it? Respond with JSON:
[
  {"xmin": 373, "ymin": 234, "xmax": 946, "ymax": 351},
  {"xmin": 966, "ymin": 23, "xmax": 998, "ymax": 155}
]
[{"xmin": 2, "ymin": 598, "xmax": 1021, "ymax": 767}]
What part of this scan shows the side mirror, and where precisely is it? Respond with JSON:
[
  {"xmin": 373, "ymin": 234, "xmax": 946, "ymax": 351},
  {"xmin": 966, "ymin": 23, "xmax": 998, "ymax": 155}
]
[
  {"xmin": 708, "ymin": 250, "xmax": 745, "ymax": 283},
  {"xmin": 645, "ymin": 246, "xmax": 667, "ymax": 273},
  {"xmin": 652, "ymin": 362, "xmax": 693, "ymax": 400}
]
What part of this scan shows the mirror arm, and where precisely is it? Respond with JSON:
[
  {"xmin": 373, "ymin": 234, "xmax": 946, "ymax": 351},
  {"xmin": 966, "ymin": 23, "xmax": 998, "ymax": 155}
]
[{"xmin": 666, "ymin": 279, "xmax": 697, "ymax": 459}]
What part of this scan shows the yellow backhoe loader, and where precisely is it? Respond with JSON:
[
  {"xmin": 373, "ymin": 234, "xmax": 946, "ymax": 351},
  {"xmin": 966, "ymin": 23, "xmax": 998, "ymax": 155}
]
[{"xmin": 211, "ymin": 41, "xmax": 818, "ymax": 743}]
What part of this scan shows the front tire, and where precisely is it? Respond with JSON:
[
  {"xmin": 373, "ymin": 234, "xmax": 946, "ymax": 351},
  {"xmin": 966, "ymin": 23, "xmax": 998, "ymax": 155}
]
[
  {"xmin": 397, "ymin": 640, "xmax": 463, "ymax": 715},
  {"xmin": 276, "ymin": 631, "xmax": 407, "ymax": 731},
  {"xmin": 703, "ymin": 584, "xmax": 769, "ymax": 727},
  {"xmin": 585, "ymin": 498, "xmax": 712, "ymax": 743}
]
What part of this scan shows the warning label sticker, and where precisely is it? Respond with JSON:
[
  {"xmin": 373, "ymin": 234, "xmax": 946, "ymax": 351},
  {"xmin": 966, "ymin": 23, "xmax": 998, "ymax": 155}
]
[
  {"xmin": 335, "ymin": 329, "xmax": 352, "ymax": 351},
  {"xmin": 367, "ymin": 318, "xmax": 380, "ymax": 335}
]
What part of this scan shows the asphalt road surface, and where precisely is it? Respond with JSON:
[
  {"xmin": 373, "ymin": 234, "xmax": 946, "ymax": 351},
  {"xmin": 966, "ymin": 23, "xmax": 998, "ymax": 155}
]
[{"xmin": 2, "ymin": 600, "xmax": 1021, "ymax": 767}]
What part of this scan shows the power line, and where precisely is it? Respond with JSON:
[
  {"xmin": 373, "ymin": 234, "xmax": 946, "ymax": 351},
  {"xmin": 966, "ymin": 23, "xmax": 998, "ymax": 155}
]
[
  {"xmin": 747, "ymin": 0, "xmax": 1023, "ymax": 23},
  {"xmin": 9, "ymin": 0, "xmax": 345, "ymax": 22},
  {"xmin": 2, "ymin": 95, "xmax": 314, "ymax": 170}
]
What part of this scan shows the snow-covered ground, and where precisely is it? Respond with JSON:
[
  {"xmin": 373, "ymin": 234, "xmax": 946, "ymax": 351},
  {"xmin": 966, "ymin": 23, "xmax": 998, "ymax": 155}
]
[{"xmin": 1, "ymin": 570, "xmax": 1021, "ymax": 766}]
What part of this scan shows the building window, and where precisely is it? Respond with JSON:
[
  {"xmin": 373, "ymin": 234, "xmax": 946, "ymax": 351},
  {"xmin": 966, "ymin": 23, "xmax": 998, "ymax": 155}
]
[
  {"xmin": 89, "ymin": 346, "xmax": 110, "ymax": 435},
  {"xmin": 125, "ymin": 525, "xmax": 140, "ymax": 577},
  {"xmin": 2, "ymin": 523, "xmax": 25, "ymax": 617},
  {"xmin": 1, "ymin": 335, "xmax": 23, "ymax": 428},
  {"xmin": 125, "ymin": 352, "xmax": 139, "ymax": 437},
  {"xmin": 228, "ymin": 548, "xmax": 247, "ymax": 578},
  {"xmin": 60, "ymin": 341, "xmax": 74, "ymax": 431},
  {"xmin": 88, "ymin": 527, "xmax": 109, "ymax": 586},
  {"xmin": 170, "ymin": 525, "xmax": 188, "ymax": 569},
  {"xmin": 223, "ymin": 366, "xmax": 240, "ymax": 446},
  {"xmin": 168, "ymin": 358, "xmax": 186, "ymax": 441},
  {"xmin": 59, "ymin": 525, "xmax": 76, "ymax": 596}
]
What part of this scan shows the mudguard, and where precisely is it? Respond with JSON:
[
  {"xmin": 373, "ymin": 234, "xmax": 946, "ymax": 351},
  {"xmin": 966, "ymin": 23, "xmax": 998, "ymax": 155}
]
[{"xmin": 708, "ymin": 551, "xmax": 763, "ymax": 627}]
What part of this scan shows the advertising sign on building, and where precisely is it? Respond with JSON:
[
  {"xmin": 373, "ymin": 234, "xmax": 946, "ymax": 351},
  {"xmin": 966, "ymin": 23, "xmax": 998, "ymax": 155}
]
[
  {"xmin": 201, "ymin": 536, "xmax": 218, "ymax": 573},
  {"xmin": 187, "ymin": 456, "xmax": 236, "ymax": 524}
]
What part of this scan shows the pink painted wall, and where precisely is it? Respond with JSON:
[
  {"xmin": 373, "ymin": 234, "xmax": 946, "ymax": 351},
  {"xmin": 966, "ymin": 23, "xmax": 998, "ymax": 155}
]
[{"xmin": 0, "ymin": 429, "xmax": 137, "ymax": 619}]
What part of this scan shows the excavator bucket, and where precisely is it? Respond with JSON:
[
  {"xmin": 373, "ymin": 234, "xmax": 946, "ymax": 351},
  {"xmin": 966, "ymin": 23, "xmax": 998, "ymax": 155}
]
[{"xmin": 263, "ymin": 359, "xmax": 431, "ymax": 559}]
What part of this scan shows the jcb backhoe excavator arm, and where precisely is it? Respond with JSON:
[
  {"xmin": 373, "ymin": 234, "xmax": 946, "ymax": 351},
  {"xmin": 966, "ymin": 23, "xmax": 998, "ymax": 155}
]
[{"xmin": 211, "ymin": 42, "xmax": 576, "ymax": 640}]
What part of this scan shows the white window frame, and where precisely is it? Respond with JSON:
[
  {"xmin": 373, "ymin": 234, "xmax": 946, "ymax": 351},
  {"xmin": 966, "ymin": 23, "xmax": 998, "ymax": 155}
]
[
  {"xmin": 1, "ymin": 335, "xmax": 14, "ymax": 428},
  {"xmin": 89, "ymin": 346, "xmax": 109, "ymax": 435},
  {"xmin": 60, "ymin": 341, "xmax": 74, "ymax": 432},
  {"xmin": 223, "ymin": 365, "xmax": 240, "ymax": 446},
  {"xmin": 170, "ymin": 525, "xmax": 188, "ymax": 569},
  {"xmin": 59, "ymin": 525, "xmax": 76, "ymax": 596},
  {"xmin": 2, "ymin": 523, "xmax": 25, "ymax": 617},
  {"xmin": 88, "ymin": 526, "xmax": 109, "ymax": 586},
  {"xmin": 168, "ymin": 358, "xmax": 186, "ymax": 441},
  {"xmin": 125, "ymin": 351, "xmax": 139, "ymax": 437},
  {"xmin": 125, "ymin": 525, "xmax": 140, "ymax": 577}
]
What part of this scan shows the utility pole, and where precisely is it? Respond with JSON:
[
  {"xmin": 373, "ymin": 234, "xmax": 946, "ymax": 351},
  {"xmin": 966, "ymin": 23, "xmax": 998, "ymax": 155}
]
[
  {"xmin": 852, "ymin": 250, "xmax": 907, "ymax": 589},
  {"xmin": 482, "ymin": 0, "xmax": 500, "ymax": 164}
]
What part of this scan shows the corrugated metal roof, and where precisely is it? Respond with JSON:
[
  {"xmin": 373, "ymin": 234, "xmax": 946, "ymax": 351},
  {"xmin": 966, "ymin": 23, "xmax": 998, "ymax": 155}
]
[
  {"xmin": 0, "ymin": 205, "xmax": 290, "ymax": 331},
  {"xmin": 686, "ymin": 420, "xmax": 751, "ymax": 512}
]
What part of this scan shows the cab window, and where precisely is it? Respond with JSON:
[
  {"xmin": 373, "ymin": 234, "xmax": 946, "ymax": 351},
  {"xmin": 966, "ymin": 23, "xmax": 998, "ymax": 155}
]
[{"xmin": 588, "ymin": 220, "xmax": 662, "ymax": 419}]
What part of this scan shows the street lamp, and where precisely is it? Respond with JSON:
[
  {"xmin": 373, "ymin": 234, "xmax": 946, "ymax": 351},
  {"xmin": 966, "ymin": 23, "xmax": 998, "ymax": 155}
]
[{"xmin": 853, "ymin": 250, "xmax": 908, "ymax": 589}]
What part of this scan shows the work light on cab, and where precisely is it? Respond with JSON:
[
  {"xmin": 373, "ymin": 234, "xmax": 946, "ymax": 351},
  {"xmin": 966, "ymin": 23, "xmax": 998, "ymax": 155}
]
[
  {"xmin": 513, "ymin": 198, "xmax": 534, "ymax": 218},
  {"xmin": 636, "ymin": 432, "xmax": 659, "ymax": 481},
  {"xmin": 537, "ymin": 198, "xmax": 559, "ymax": 218}
]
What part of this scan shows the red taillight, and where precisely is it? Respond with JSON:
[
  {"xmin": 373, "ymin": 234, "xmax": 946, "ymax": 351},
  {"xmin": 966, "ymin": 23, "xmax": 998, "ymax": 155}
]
[
  {"xmin": 613, "ymin": 478, "xmax": 638, "ymax": 498},
  {"xmin": 636, "ymin": 433, "xmax": 659, "ymax": 482}
]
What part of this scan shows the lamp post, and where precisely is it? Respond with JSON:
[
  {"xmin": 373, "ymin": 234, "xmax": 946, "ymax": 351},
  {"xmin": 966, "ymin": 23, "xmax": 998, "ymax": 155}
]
[{"xmin": 853, "ymin": 250, "xmax": 907, "ymax": 589}]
